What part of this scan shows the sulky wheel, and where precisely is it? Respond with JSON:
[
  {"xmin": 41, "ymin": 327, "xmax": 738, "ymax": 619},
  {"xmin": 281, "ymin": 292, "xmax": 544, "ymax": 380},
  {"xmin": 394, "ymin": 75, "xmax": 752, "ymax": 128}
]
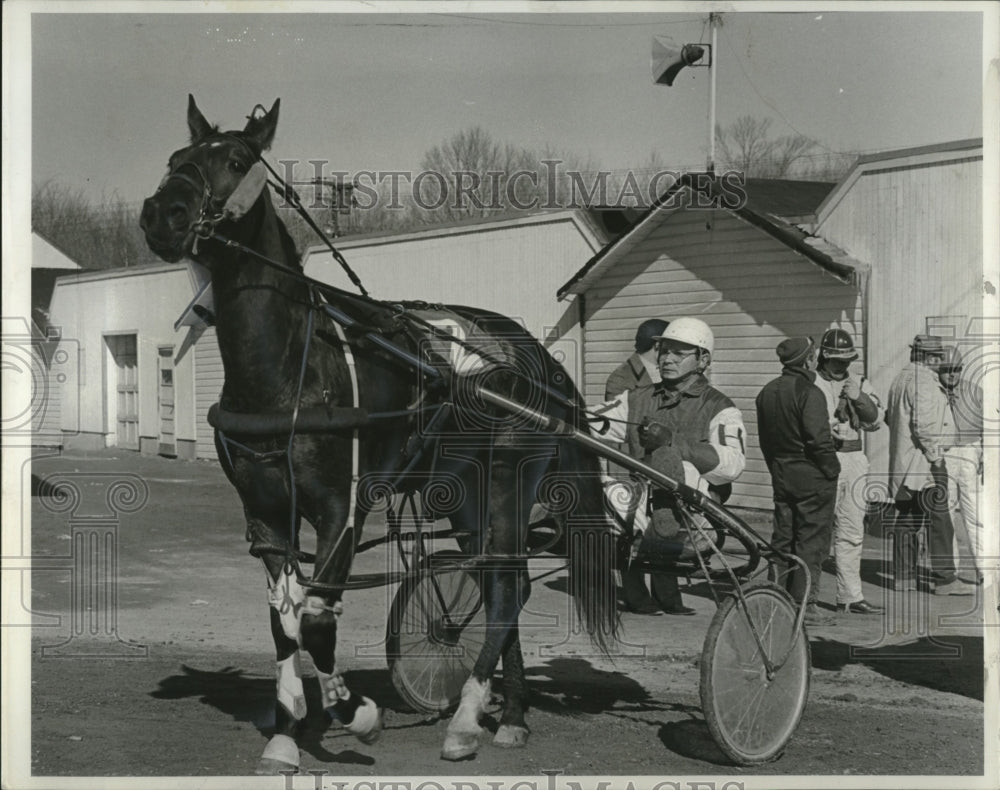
[
  {"xmin": 386, "ymin": 550, "xmax": 486, "ymax": 714},
  {"xmin": 699, "ymin": 580, "xmax": 810, "ymax": 764}
]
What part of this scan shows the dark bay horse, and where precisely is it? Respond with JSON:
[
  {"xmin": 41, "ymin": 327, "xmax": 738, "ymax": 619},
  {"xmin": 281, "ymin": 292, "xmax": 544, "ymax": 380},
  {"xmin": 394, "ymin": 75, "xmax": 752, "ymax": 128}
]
[{"xmin": 140, "ymin": 96, "xmax": 618, "ymax": 772}]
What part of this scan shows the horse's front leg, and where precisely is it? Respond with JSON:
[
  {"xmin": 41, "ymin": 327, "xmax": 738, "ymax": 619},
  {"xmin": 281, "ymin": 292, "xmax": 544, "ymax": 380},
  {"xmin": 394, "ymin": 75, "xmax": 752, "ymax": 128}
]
[
  {"xmin": 299, "ymin": 595, "xmax": 381, "ymax": 744},
  {"xmin": 300, "ymin": 504, "xmax": 382, "ymax": 746},
  {"xmin": 257, "ymin": 555, "xmax": 308, "ymax": 775}
]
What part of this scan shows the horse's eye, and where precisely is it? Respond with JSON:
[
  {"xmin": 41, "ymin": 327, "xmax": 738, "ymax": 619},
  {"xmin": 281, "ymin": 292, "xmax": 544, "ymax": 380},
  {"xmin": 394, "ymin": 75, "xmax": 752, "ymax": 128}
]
[{"xmin": 228, "ymin": 159, "xmax": 247, "ymax": 175}]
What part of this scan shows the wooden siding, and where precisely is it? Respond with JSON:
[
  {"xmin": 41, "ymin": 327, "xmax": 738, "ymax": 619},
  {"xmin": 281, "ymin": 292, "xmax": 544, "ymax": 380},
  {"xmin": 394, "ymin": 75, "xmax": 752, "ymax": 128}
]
[
  {"xmin": 304, "ymin": 219, "xmax": 594, "ymax": 384},
  {"xmin": 31, "ymin": 347, "xmax": 64, "ymax": 445},
  {"xmin": 582, "ymin": 210, "xmax": 861, "ymax": 510},
  {"xmin": 816, "ymin": 156, "xmax": 983, "ymax": 476},
  {"xmin": 47, "ymin": 266, "xmax": 198, "ymax": 447},
  {"xmin": 194, "ymin": 329, "xmax": 224, "ymax": 461}
]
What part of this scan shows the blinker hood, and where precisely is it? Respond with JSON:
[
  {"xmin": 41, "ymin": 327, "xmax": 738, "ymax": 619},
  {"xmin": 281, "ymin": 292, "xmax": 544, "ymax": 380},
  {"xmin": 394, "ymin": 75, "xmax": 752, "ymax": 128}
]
[{"xmin": 222, "ymin": 160, "xmax": 269, "ymax": 220}]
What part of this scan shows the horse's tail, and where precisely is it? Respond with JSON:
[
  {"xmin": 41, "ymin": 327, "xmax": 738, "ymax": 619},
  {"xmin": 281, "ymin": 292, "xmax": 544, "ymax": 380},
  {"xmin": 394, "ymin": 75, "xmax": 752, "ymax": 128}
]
[{"xmin": 559, "ymin": 432, "xmax": 620, "ymax": 655}]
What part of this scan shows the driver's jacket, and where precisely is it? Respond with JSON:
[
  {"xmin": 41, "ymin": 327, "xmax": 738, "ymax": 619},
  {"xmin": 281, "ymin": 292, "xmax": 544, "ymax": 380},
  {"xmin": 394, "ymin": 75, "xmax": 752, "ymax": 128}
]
[{"xmin": 593, "ymin": 374, "xmax": 747, "ymax": 500}]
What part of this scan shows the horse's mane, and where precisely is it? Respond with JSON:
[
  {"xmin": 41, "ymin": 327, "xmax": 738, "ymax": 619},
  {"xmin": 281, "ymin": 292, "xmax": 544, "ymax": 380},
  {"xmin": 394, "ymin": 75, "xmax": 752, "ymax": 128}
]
[{"xmin": 275, "ymin": 216, "xmax": 303, "ymax": 271}]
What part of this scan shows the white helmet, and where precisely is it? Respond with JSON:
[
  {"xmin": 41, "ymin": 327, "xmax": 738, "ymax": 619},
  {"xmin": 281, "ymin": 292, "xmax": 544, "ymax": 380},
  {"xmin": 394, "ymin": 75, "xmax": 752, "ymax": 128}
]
[{"xmin": 658, "ymin": 317, "xmax": 714, "ymax": 355}]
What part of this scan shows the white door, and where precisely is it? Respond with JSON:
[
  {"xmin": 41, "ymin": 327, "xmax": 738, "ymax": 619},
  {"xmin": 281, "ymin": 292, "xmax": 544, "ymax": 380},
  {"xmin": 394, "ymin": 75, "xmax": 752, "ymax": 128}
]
[
  {"xmin": 158, "ymin": 346, "xmax": 176, "ymax": 456},
  {"xmin": 106, "ymin": 335, "xmax": 139, "ymax": 450}
]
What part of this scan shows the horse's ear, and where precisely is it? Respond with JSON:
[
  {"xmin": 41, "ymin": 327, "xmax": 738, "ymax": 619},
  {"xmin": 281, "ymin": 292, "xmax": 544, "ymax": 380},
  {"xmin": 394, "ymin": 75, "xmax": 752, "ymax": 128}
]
[
  {"xmin": 187, "ymin": 94, "xmax": 215, "ymax": 143},
  {"xmin": 243, "ymin": 98, "xmax": 280, "ymax": 152}
]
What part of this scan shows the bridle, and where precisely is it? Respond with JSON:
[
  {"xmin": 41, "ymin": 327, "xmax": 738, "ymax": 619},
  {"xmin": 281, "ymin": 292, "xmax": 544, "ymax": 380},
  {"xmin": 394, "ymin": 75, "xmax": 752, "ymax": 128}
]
[{"xmin": 154, "ymin": 134, "xmax": 264, "ymax": 244}]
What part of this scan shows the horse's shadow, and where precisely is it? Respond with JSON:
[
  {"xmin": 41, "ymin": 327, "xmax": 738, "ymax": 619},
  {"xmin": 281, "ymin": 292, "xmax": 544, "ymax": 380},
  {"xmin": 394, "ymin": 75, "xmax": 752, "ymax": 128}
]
[{"xmin": 149, "ymin": 664, "xmax": 417, "ymax": 765}]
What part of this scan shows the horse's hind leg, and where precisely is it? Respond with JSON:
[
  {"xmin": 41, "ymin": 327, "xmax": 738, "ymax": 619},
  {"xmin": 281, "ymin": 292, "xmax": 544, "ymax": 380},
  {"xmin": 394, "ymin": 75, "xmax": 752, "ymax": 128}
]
[
  {"xmin": 493, "ymin": 617, "xmax": 530, "ymax": 748},
  {"xmin": 442, "ymin": 455, "xmax": 535, "ymax": 760}
]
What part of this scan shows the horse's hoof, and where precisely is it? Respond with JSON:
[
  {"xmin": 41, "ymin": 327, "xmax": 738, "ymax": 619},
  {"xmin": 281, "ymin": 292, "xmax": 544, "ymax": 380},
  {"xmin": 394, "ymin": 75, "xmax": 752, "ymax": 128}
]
[
  {"xmin": 441, "ymin": 731, "xmax": 480, "ymax": 761},
  {"xmin": 344, "ymin": 696, "xmax": 382, "ymax": 745},
  {"xmin": 257, "ymin": 734, "xmax": 300, "ymax": 775},
  {"xmin": 493, "ymin": 725, "xmax": 529, "ymax": 749}
]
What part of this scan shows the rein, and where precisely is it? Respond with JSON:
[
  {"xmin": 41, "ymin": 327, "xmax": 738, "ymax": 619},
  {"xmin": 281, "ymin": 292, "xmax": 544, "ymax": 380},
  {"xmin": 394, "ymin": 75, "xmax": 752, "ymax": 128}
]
[
  {"xmin": 185, "ymin": 129, "xmax": 619, "ymax": 586},
  {"xmin": 182, "ymin": 129, "xmax": 370, "ymax": 299}
]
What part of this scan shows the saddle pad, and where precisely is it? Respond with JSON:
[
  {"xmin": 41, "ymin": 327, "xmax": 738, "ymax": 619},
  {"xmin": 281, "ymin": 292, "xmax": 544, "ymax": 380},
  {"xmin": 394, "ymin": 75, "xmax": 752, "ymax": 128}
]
[{"xmin": 407, "ymin": 308, "xmax": 511, "ymax": 377}]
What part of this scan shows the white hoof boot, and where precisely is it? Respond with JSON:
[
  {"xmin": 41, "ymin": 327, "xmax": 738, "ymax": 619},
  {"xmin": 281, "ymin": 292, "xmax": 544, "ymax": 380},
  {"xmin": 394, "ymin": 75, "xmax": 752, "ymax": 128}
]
[
  {"xmin": 344, "ymin": 696, "xmax": 382, "ymax": 745},
  {"xmin": 256, "ymin": 734, "xmax": 299, "ymax": 775},
  {"xmin": 441, "ymin": 729, "xmax": 481, "ymax": 761},
  {"xmin": 493, "ymin": 725, "xmax": 529, "ymax": 749},
  {"xmin": 441, "ymin": 676, "xmax": 489, "ymax": 761}
]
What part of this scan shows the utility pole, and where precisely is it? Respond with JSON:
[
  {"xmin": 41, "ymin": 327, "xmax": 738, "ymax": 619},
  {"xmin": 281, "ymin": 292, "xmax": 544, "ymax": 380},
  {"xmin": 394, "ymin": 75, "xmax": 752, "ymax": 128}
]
[
  {"xmin": 311, "ymin": 178, "xmax": 355, "ymax": 238},
  {"xmin": 706, "ymin": 12, "xmax": 721, "ymax": 174}
]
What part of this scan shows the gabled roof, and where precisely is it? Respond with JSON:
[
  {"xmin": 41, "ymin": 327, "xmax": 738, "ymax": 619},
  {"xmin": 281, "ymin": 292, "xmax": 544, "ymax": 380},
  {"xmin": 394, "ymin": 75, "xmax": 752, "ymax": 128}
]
[
  {"xmin": 741, "ymin": 178, "xmax": 836, "ymax": 221},
  {"xmin": 813, "ymin": 138, "xmax": 983, "ymax": 231},
  {"xmin": 32, "ymin": 231, "xmax": 83, "ymax": 270},
  {"xmin": 303, "ymin": 207, "xmax": 632, "ymax": 261},
  {"xmin": 557, "ymin": 174, "xmax": 863, "ymax": 298}
]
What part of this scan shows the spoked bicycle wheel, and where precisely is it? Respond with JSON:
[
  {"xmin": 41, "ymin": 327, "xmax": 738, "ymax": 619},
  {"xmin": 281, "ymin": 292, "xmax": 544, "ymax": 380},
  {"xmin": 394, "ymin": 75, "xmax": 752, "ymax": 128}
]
[
  {"xmin": 700, "ymin": 581, "xmax": 810, "ymax": 764},
  {"xmin": 386, "ymin": 550, "xmax": 486, "ymax": 714}
]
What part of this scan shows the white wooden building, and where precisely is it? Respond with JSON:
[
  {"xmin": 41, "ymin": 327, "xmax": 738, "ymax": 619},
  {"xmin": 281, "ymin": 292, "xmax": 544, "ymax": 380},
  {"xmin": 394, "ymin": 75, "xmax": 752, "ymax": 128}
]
[
  {"xmin": 29, "ymin": 233, "xmax": 82, "ymax": 447},
  {"xmin": 560, "ymin": 141, "xmax": 986, "ymax": 510},
  {"xmin": 48, "ymin": 263, "xmax": 205, "ymax": 459},
  {"xmin": 54, "ymin": 209, "xmax": 621, "ymax": 462},
  {"xmin": 302, "ymin": 209, "xmax": 621, "ymax": 386},
  {"xmin": 558, "ymin": 177, "xmax": 865, "ymax": 510},
  {"xmin": 808, "ymin": 139, "xmax": 985, "ymax": 475}
]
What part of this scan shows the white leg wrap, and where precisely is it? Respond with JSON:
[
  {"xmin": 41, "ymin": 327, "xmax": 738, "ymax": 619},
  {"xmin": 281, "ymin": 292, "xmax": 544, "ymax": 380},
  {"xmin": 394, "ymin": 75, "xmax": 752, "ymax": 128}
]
[
  {"xmin": 266, "ymin": 566, "xmax": 306, "ymax": 642},
  {"xmin": 343, "ymin": 696, "xmax": 382, "ymax": 745},
  {"xmin": 316, "ymin": 669, "xmax": 382, "ymax": 744},
  {"xmin": 452, "ymin": 676, "xmax": 490, "ymax": 731},
  {"xmin": 442, "ymin": 676, "xmax": 490, "ymax": 760},
  {"xmin": 302, "ymin": 595, "xmax": 343, "ymax": 618},
  {"xmin": 315, "ymin": 668, "xmax": 349, "ymax": 709},
  {"xmin": 276, "ymin": 653, "xmax": 307, "ymax": 721},
  {"xmin": 260, "ymin": 733, "xmax": 299, "ymax": 769}
]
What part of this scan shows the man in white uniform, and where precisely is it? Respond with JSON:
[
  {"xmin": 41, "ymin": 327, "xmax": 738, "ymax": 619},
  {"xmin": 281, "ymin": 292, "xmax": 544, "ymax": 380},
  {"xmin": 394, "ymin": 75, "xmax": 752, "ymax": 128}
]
[{"xmin": 813, "ymin": 329, "xmax": 885, "ymax": 614}]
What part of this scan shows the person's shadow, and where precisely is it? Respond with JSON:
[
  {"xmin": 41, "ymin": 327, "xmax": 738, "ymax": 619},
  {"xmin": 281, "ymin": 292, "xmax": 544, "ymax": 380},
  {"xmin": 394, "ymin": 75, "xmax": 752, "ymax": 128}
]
[
  {"xmin": 809, "ymin": 635, "xmax": 984, "ymax": 701},
  {"xmin": 525, "ymin": 656, "xmax": 656, "ymax": 714},
  {"xmin": 526, "ymin": 657, "xmax": 736, "ymax": 765}
]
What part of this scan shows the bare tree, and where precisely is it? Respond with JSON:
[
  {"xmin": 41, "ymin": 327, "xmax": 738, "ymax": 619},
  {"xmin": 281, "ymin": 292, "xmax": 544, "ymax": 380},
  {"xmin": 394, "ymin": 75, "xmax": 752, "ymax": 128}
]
[
  {"xmin": 416, "ymin": 126, "xmax": 541, "ymax": 222},
  {"xmin": 32, "ymin": 181, "xmax": 154, "ymax": 269},
  {"xmin": 715, "ymin": 115, "xmax": 818, "ymax": 178}
]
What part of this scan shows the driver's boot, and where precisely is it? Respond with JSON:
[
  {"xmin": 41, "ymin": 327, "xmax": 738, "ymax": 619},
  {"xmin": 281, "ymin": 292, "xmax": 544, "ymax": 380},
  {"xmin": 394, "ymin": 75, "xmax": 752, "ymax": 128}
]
[
  {"xmin": 650, "ymin": 573, "xmax": 695, "ymax": 616},
  {"xmin": 621, "ymin": 565, "xmax": 661, "ymax": 615}
]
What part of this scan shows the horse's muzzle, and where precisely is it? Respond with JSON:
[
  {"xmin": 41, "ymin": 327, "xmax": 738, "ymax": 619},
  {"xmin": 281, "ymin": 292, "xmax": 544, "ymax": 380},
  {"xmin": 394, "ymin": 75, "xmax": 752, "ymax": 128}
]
[{"xmin": 140, "ymin": 194, "xmax": 195, "ymax": 262}]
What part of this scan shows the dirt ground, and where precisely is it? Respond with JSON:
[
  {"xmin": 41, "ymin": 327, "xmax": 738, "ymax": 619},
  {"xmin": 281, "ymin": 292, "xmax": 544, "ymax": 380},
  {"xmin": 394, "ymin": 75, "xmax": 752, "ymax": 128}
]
[{"xmin": 17, "ymin": 449, "xmax": 993, "ymax": 782}]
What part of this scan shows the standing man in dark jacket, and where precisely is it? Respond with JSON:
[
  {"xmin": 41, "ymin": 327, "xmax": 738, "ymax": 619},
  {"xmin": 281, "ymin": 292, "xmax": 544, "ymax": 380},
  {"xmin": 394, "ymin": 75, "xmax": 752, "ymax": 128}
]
[
  {"xmin": 605, "ymin": 319, "xmax": 670, "ymax": 400},
  {"xmin": 756, "ymin": 336, "xmax": 841, "ymax": 626}
]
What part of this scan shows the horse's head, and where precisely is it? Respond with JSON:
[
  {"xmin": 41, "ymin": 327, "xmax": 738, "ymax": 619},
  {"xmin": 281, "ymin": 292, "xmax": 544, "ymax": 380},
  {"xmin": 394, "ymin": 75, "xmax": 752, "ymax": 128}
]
[{"xmin": 140, "ymin": 95, "xmax": 279, "ymax": 263}]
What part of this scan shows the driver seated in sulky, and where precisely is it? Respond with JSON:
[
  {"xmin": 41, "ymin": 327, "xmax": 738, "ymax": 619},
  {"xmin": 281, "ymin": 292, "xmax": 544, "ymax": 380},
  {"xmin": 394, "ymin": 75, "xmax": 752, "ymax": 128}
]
[{"xmin": 594, "ymin": 317, "xmax": 747, "ymax": 615}]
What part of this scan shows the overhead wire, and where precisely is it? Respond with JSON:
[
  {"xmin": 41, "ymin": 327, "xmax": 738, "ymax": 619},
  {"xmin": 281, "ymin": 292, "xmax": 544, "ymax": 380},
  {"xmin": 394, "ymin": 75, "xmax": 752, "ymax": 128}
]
[
  {"xmin": 434, "ymin": 13, "xmax": 705, "ymax": 28},
  {"xmin": 719, "ymin": 24, "xmax": 849, "ymax": 156}
]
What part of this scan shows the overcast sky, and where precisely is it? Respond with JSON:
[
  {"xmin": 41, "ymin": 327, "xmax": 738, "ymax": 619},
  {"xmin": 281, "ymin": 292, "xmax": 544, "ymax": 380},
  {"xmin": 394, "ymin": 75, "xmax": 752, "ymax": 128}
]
[{"xmin": 19, "ymin": 3, "xmax": 990, "ymax": 208}]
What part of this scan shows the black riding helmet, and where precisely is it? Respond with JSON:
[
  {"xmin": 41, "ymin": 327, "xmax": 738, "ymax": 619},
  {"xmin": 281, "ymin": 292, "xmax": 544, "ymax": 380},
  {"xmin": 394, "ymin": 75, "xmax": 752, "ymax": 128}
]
[
  {"xmin": 634, "ymin": 319, "xmax": 670, "ymax": 353},
  {"xmin": 819, "ymin": 328, "xmax": 858, "ymax": 361}
]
